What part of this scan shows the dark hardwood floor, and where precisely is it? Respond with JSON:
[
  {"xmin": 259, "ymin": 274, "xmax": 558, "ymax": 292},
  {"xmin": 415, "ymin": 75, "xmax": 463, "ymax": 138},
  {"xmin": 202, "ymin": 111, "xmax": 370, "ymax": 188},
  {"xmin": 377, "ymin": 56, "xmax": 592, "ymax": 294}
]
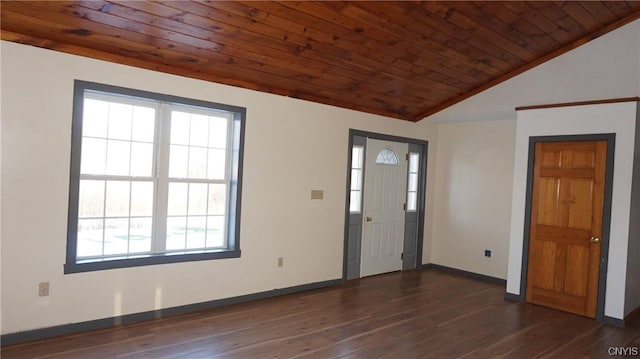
[{"xmin": 3, "ymin": 269, "xmax": 640, "ymax": 358}]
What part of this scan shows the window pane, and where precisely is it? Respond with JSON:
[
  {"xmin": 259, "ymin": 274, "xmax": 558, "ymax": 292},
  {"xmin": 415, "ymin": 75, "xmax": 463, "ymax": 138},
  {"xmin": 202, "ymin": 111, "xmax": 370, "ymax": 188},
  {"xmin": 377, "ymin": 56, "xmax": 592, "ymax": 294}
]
[
  {"xmin": 129, "ymin": 217, "xmax": 152, "ymax": 253},
  {"xmin": 208, "ymin": 184, "xmax": 226, "ymax": 215},
  {"xmin": 166, "ymin": 216, "xmax": 187, "ymax": 251},
  {"xmin": 408, "ymin": 173, "xmax": 418, "ymax": 192},
  {"xmin": 107, "ymin": 103, "xmax": 132, "ymax": 141},
  {"xmin": 407, "ymin": 192, "xmax": 417, "ymax": 211},
  {"xmin": 409, "ymin": 153, "xmax": 419, "ymax": 173},
  {"xmin": 188, "ymin": 183, "xmax": 208, "ymax": 215},
  {"xmin": 80, "ymin": 137, "xmax": 106, "ymax": 175},
  {"xmin": 131, "ymin": 106, "xmax": 155, "ymax": 142},
  {"xmin": 167, "ymin": 182, "xmax": 188, "ymax": 216},
  {"xmin": 106, "ymin": 140, "xmax": 131, "ymax": 176},
  {"xmin": 130, "ymin": 142, "xmax": 153, "ymax": 177},
  {"xmin": 105, "ymin": 181, "xmax": 130, "ymax": 217},
  {"xmin": 170, "ymin": 111, "xmax": 190, "ymax": 145},
  {"xmin": 350, "ymin": 190, "xmax": 361, "ymax": 212},
  {"xmin": 209, "ymin": 116, "xmax": 227, "ymax": 149},
  {"xmin": 169, "ymin": 145, "xmax": 188, "ymax": 178},
  {"xmin": 104, "ymin": 218, "xmax": 129, "ymax": 255},
  {"xmin": 188, "ymin": 146, "xmax": 207, "ymax": 179},
  {"xmin": 77, "ymin": 219, "xmax": 104, "ymax": 257},
  {"xmin": 79, "ymin": 180, "xmax": 105, "ymax": 218},
  {"xmin": 351, "ymin": 169, "xmax": 362, "ymax": 191},
  {"xmin": 130, "ymin": 181, "xmax": 153, "ymax": 217},
  {"xmin": 206, "ymin": 216, "xmax": 225, "ymax": 247},
  {"xmin": 352, "ymin": 146, "xmax": 364, "ymax": 169},
  {"xmin": 190, "ymin": 114, "xmax": 209, "ymax": 147},
  {"xmin": 186, "ymin": 216, "xmax": 206, "ymax": 249},
  {"xmin": 207, "ymin": 149, "xmax": 226, "ymax": 180},
  {"xmin": 83, "ymin": 99, "xmax": 108, "ymax": 138}
]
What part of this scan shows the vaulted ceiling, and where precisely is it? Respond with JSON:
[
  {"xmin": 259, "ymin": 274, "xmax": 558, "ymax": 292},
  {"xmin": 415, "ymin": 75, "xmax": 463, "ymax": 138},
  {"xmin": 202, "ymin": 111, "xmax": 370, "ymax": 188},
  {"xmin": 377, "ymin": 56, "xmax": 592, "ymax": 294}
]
[{"xmin": 2, "ymin": 1, "xmax": 640, "ymax": 121}]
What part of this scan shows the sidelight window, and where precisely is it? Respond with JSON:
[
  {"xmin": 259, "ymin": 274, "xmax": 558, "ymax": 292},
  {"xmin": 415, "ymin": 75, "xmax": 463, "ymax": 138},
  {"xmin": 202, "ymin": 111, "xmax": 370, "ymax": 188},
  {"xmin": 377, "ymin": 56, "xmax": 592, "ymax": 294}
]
[
  {"xmin": 406, "ymin": 153, "xmax": 420, "ymax": 212},
  {"xmin": 350, "ymin": 146, "xmax": 365, "ymax": 213}
]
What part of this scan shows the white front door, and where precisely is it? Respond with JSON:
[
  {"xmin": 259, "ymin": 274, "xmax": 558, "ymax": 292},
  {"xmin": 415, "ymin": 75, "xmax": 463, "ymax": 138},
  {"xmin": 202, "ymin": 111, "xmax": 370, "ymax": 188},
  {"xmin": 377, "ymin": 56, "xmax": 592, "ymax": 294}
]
[{"xmin": 360, "ymin": 139, "xmax": 408, "ymax": 277}]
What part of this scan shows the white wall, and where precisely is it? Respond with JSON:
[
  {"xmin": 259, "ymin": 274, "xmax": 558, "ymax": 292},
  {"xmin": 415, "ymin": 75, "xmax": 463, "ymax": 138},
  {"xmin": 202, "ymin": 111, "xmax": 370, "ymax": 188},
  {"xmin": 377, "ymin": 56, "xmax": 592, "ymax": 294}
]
[
  {"xmin": 430, "ymin": 120, "xmax": 515, "ymax": 279},
  {"xmin": 0, "ymin": 41, "xmax": 437, "ymax": 335},
  {"xmin": 506, "ymin": 102, "xmax": 638, "ymax": 320}
]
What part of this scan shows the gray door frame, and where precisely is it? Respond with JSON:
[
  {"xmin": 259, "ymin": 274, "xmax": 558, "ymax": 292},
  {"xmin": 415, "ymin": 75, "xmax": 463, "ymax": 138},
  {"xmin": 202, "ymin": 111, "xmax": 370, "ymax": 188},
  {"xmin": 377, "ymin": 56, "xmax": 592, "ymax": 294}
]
[{"xmin": 342, "ymin": 129, "xmax": 428, "ymax": 280}]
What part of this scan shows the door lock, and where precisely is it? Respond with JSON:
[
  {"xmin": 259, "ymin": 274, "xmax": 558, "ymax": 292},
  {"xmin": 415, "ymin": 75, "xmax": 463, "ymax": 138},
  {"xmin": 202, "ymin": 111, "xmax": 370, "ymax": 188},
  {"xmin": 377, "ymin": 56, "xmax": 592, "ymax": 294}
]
[
  {"xmin": 590, "ymin": 236, "xmax": 600, "ymax": 243},
  {"xmin": 365, "ymin": 216, "xmax": 373, "ymax": 222}
]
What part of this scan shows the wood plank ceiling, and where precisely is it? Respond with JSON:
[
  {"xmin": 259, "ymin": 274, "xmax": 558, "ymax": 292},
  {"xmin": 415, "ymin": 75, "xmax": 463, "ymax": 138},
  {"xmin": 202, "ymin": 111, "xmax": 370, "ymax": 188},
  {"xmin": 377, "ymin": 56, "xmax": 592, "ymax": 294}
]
[{"xmin": 2, "ymin": 1, "xmax": 640, "ymax": 121}]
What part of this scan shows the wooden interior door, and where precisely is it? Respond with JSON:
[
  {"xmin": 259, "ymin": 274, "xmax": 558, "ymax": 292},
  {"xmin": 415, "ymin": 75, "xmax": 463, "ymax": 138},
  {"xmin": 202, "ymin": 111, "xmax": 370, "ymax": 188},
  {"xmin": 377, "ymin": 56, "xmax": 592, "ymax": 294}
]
[{"xmin": 526, "ymin": 140, "xmax": 607, "ymax": 318}]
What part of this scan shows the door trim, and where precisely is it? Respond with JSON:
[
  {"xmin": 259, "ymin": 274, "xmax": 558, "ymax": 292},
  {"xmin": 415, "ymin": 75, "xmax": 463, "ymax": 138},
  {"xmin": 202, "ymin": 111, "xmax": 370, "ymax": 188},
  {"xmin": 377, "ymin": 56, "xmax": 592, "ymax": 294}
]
[
  {"xmin": 342, "ymin": 129, "xmax": 429, "ymax": 281},
  {"xmin": 519, "ymin": 134, "xmax": 615, "ymax": 322}
]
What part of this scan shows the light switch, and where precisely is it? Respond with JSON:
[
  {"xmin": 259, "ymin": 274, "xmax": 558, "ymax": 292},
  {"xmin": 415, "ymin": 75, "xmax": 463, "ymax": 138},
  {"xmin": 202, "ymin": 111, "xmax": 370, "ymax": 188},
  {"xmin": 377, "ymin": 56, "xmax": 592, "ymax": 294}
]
[{"xmin": 311, "ymin": 190, "xmax": 324, "ymax": 200}]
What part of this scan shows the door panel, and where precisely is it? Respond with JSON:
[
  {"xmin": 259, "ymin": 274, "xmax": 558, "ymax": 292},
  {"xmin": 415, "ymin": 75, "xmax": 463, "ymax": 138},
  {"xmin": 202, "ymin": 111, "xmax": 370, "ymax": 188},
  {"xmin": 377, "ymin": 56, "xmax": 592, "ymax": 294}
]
[
  {"xmin": 526, "ymin": 140, "xmax": 606, "ymax": 318},
  {"xmin": 361, "ymin": 139, "xmax": 408, "ymax": 277}
]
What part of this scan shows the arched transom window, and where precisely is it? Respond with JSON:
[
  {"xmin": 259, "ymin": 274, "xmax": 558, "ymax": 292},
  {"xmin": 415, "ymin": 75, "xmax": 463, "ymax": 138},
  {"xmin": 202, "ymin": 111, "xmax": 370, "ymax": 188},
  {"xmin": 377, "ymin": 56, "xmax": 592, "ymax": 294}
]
[{"xmin": 376, "ymin": 148, "xmax": 398, "ymax": 165}]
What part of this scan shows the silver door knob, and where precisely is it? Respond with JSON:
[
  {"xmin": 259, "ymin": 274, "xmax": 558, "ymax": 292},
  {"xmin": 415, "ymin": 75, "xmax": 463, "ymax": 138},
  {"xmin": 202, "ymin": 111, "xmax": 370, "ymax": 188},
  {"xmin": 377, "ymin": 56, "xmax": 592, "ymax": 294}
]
[
  {"xmin": 365, "ymin": 217, "xmax": 372, "ymax": 222},
  {"xmin": 590, "ymin": 236, "xmax": 600, "ymax": 243}
]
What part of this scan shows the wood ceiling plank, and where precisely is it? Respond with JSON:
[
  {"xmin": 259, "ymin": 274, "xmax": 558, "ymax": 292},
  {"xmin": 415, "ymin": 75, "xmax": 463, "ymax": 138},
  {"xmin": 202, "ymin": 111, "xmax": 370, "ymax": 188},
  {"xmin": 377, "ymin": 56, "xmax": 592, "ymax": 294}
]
[
  {"xmin": 525, "ymin": 2, "xmax": 588, "ymax": 37},
  {"xmin": 68, "ymin": 1, "xmax": 444, "ymax": 107},
  {"xmin": 421, "ymin": 2, "xmax": 539, "ymax": 62},
  {"xmin": 443, "ymin": 1, "xmax": 549, "ymax": 55},
  {"xmin": 210, "ymin": 1, "xmax": 470, "ymax": 91},
  {"xmin": 472, "ymin": 2, "xmax": 559, "ymax": 50},
  {"xmin": 599, "ymin": 2, "xmax": 632, "ymax": 18},
  {"xmin": 276, "ymin": 2, "xmax": 497, "ymax": 88},
  {"xmin": 333, "ymin": 1, "xmax": 512, "ymax": 89},
  {"xmin": 554, "ymin": 2, "xmax": 602, "ymax": 31},
  {"xmin": 327, "ymin": 2, "xmax": 495, "ymax": 85},
  {"xmin": 404, "ymin": 2, "xmax": 524, "ymax": 68},
  {"xmin": 162, "ymin": 0, "xmax": 461, "ymax": 97},
  {"xmin": 579, "ymin": 2, "xmax": 618, "ymax": 24},
  {"xmin": 28, "ymin": 1, "xmax": 224, "ymax": 51},
  {"xmin": 196, "ymin": 1, "xmax": 464, "ymax": 96},
  {"xmin": 501, "ymin": 2, "xmax": 574, "ymax": 44},
  {"xmin": 346, "ymin": 0, "xmax": 517, "ymax": 74}
]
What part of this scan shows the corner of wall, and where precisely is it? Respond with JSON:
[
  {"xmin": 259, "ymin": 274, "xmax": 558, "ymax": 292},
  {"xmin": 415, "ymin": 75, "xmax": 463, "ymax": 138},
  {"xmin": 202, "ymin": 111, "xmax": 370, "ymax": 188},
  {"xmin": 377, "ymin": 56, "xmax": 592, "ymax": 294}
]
[{"xmin": 625, "ymin": 101, "xmax": 640, "ymax": 316}]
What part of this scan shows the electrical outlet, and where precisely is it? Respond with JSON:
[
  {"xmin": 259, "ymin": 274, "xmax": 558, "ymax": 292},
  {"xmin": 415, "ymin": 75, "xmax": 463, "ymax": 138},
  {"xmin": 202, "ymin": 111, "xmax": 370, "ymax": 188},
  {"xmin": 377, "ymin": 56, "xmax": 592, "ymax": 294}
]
[
  {"xmin": 277, "ymin": 257, "xmax": 284, "ymax": 267},
  {"xmin": 484, "ymin": 250, "xmax": 492, "ymax": 258},
  {"xmin": 38, "ymin": 282, "xmax": 50, "ymax": 297}
]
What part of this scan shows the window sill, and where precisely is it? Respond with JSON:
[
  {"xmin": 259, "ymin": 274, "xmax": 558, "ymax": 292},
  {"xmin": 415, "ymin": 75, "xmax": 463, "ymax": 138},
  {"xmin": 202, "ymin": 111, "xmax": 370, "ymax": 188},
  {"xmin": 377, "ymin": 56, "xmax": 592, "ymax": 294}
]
[{"xmin": 64, "ymin": 249, "xmax": 241, "ymax": 274}]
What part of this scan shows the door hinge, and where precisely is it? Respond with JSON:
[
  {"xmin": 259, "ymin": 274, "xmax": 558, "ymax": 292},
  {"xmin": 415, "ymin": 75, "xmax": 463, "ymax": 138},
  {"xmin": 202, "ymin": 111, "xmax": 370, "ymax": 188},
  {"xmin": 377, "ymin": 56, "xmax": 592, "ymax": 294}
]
[
  {"xmin": 406, "ymin": 153, "xmax": 409, "ymax": 161},
  {"xmin": 401, "ymin": 253, "xmax": 404, "ymax": 260},
  {"xmin": 403, "ymin": 203, "xmax": 406, "ymax": 210}
]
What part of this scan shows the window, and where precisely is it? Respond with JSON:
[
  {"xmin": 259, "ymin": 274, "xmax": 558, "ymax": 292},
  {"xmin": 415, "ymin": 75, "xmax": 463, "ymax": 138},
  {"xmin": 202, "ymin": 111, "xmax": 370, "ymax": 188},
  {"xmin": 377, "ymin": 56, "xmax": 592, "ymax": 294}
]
[
  {"xmin": 66, "ymin": 81, "xmax": 245, "ymax": 273},
  {"xmin": 376, "ymin": 148, "xmax": 398, "ymax": 165},
  {"xmin": 407, "ymin": 153, "xmax": 420, "ymax": 211},
  {"xmin": 350, "ymin": 146, "xmax": 365, "ymax": 213}
]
